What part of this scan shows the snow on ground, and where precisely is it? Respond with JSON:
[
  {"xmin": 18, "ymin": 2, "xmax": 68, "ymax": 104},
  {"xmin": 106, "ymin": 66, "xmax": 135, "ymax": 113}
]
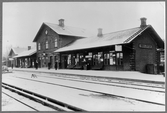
[
  {"xmin": 2, "ymin": 87, "xmax": 56, "ymax": 111},
  {"xmin": 11, "ymin": 71, "xmax": 165, "ymax": 105},
  {"xmin": 11, "ymin": 68, "xmax": 165, "ymax": 82},
  {"xmin": 2, "ymin": 72, "xmax": 165, "ymax": 111},
  {"xmin": 2, "ymin": 93, "xmax": 35, "ymax": 111}
]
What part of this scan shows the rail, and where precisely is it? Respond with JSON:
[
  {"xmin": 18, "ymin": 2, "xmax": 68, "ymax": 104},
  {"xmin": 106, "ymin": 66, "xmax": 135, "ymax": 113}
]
[{"xmin": 2, "ymin": 82, "xmax": 86, "ymax": 111}]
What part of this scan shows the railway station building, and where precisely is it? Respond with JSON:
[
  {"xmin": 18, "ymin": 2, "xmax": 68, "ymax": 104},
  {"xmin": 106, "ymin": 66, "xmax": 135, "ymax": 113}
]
[
  {"xmin": 54, "ymin": 18, "xmax": 165, "ymax": 74},
  {"xmin": 33, "ymin": 19, "xmax": 92, "ymax": 69}
]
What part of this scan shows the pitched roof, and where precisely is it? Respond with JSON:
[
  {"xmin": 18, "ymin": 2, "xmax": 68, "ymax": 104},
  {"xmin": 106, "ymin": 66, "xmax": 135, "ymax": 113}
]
[
  {"xmin": 33, "ymin": 22, "xmax": 93, "ymax": 42},
  {"xmin": 55, "ymin": 25, "xmax": 164, "ymax": 53},
  {"xmin": 14, "ymin": 48, "xmax": 37, "ymax": 58},
  {"xmin": 9, "ymin": 47, "xmax": 27, "ymax": 56},
  {"xmin": 54, "ymin": 25, "xmax": 150, "ymax": 52}
]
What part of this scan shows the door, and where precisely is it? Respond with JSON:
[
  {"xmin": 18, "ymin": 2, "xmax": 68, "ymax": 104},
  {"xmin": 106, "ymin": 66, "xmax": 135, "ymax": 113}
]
[
  {"xmin": 61, "ymin": 55, "xmax": 68, "ymax": 69},
  {"xmin": 116, "ymin": 52, "xmax": 123, "ymax": 70}
]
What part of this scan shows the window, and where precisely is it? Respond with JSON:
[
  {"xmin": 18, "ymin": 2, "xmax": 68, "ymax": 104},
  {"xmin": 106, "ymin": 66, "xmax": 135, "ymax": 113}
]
[
  {"xmin": 104, "ymin": 51, "xmax": 123, "ymax": 66},
  {"xmin": 45, "ymin": 30, "xmax": 48, "ymax": 35},
  {"xmin": 46, "ymin": 41, "xmax": 48, "ymax": 49},
  {"xmin": 160, "ymin": 52, "xmax": 164, "ymax": 66},
  {"xmin": 104, "ymin": 53, "xmax": 109, "ymax": 65},
  {"xmin": 109, "ymin": 52, "xmax": 116, "ymax": 65},
  {"xmin": 98, "ymin": 52, "xmax": 103, "ymax": 64},
  {"xmin": 55, "ymin": 39, "xmax": 57, "ymax": 47},
  {"xmin": 116, "ymin": 53, "xmax": 123, "ymax": 65},
  {"xmin": 38, "ymin": 43, "xmax": 41, "ymax": 50},
  {"xmin": 93, "ymin": 52, "xmax": 103, "ymax": 65},
  {"xmin": 79, "ymin": 54, "xmax": 84, "ymax": 65}
]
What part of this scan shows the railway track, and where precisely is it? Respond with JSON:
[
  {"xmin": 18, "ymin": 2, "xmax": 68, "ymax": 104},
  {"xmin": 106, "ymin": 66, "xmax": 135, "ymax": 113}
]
[
  {"xmin": 2, "ymin": 91, "xmax": 39, "ymax": 111},
  {"xmin": 13, "ymin": 70, "xmax": 165, "ymax": 89},
  {"xmin": 22, "ymin": 71, "xmax": 165, "ymax": 88},
  {"xmin": 2, "ymin": 83, "xmax": 86, "ymax": 111},
  {"xmin": 13, "ymin": 73, "xmax": 165, "ymax": 93},
  {"xmin": 50, "ymin": 73, "xmax": 165, "ymax": 89}
]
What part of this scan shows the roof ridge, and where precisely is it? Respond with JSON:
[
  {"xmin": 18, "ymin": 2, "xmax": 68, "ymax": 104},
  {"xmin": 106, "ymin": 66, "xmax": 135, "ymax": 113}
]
[
  {"xmin": 44, "ymin": 22, "xmax": 87, "ymax": 30},
  {"xmin": 104, "ymin": 25, "xmax": 151, "ymax": 36},
  {"xmin": 104, "ymin": 26, "xmax": 141, "ymax": 36},
  {"xmin": 124, "ymin": 25, "xmax": 151, "ymax": 43}
]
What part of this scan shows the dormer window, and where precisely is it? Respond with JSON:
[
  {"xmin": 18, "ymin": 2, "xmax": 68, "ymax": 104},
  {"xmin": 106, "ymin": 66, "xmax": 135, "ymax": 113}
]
[{"xmin": 46, "ymin": 41, "xmax": 48, "ymax": 49}]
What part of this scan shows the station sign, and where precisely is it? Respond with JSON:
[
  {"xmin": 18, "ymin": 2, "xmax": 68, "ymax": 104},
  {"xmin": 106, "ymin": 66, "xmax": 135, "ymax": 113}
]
[
  {"xmin": 139, "ymin": 43, "xmax": 152, "ymax": 49},
  {"xmin": 115, "ymin": 45, "xmax": 122, "ymax": 51}
]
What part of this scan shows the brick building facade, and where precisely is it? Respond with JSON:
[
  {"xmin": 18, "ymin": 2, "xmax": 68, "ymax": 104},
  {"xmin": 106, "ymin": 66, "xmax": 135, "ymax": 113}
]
[{"xmin": 33, "ymin": 19, "xmax": 92, "ymax": 69}]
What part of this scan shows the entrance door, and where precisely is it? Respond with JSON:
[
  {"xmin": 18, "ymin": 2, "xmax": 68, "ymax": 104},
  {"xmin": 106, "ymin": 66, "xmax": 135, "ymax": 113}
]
[
  {"xmin": 61, "ymin": 56, "xmax": 67, "ymax": 69},
  {"xmin": 64, "ymin": 56, "xmax": 67, "ymax": 69},
  {"xmin": 116, "ymin": 52, "xmax": 123, "ymax": 70},
  {"xmin": 54, "ymin": 56, "xmax": 57, "ymax": 69}
]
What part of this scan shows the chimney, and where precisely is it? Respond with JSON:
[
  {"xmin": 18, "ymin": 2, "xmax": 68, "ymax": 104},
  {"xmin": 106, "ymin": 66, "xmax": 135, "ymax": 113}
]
[
  {"xmin": 28, "ymin": 46, "xmax": 31, "ymax": 50},
  {"xmin": 140, "ymin": 17, "xmax": 147, "ymax": 27},
  {"xmin": 59, "ymin": 19, "xmax": 64, "ymax": 27},
  {"xmin": 97, "ymin": 28, "xmax": 103, "ymax": 37}
]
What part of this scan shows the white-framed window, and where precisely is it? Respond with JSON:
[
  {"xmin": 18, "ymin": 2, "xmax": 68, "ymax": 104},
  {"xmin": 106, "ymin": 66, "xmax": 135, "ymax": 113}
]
[
  {"xmin": 104, "ymin": 53, "xmax": 109, "ymax": 65},
  {"xmin": 46, "ymin": 41, "xmax": 48, "ymax": 49},
  {"xmin": 116, "ymin": 52, "xmax": 123, "ymax": 65},
  {"xmin": 109, "ymin": 52, "xmax": 116, "ymax": 65},
  {"xmin": 93, "ymin": 52, "xmax": 103, "ymax": 65},
  {"xmin": 38, "ymin": 43, "xmax": 41, "ymax": 50},
  {"xmin": 160, "ymin": 52, "xmax": 164, "ymax": 65},
  {"xmin": 55, "ymin": 39, "xmax": 57, "ymax": 47}
]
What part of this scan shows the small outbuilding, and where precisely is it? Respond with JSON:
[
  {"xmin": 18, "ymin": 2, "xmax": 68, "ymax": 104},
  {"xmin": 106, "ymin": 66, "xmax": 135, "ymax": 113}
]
[
  {"xmin": 8, "ymin": 47, "xmax": 27, "ymax": 67},
  {"xmin": 14, "ymin": 47, "xmax": 37, "ymax": 68}
]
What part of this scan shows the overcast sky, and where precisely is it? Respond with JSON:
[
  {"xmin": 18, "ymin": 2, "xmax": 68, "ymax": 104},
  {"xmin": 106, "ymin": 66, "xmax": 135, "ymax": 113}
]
[{"xmin": 2, "ymin": 2, "xmax": 165, "ymax": 55}]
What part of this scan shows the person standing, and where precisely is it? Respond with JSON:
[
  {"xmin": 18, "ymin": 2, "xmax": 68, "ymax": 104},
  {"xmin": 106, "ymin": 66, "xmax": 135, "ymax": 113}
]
[
  {"xmin": 48, "ymin": 62, "xmax": 50, "ymax": 70},
  {"xmin": 11, "ymin": 64, "xmax": 13, "ymax": 69},
  {"xmin": 54, "ymin": 61, "xmax": 57, "ymax": 70},
  {"xmin": 35, "ymin": 60, "xmax": 38, "ymax": 70},
  {"xmin": 48, "ymin": 62, "xmax": 51, "ymax": 70},
  {"xmin": 35, "ymin": 62, "xmax": 36, "ymax": 69}
]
